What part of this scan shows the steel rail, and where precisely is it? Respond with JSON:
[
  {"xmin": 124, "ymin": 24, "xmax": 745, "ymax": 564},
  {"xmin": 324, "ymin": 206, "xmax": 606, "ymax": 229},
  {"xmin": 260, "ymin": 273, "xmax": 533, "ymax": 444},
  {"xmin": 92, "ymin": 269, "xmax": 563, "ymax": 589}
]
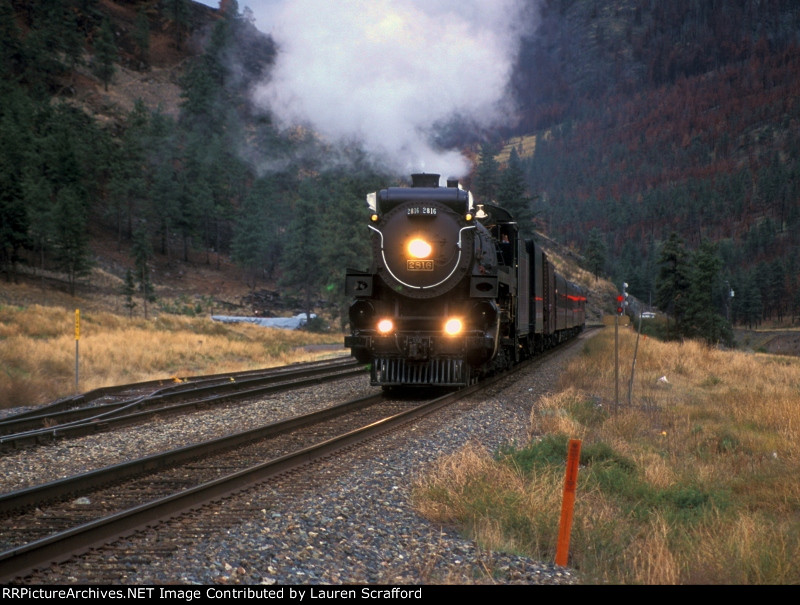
[
  {"xmin": 0, "ymin": 375, "xmax": 493, "ymax": 582},
  {"xmin": 0, "ymin": 363, "xmax": 365, "ymax": 451},
  {"xmin": 0, "ymin": 357, "xmax": 354, "ymax": 425},
  {"xmin": 0, "ymin": 392, "xmax": 384, "ymax": 516}
]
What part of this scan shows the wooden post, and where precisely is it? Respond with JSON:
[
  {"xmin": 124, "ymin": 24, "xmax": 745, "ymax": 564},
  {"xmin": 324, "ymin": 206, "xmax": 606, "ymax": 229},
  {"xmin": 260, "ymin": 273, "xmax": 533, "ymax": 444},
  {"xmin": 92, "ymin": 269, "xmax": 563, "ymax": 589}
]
[{"xmin": 555, "ymin": 438, "xmax": 582, "ymax": 567}]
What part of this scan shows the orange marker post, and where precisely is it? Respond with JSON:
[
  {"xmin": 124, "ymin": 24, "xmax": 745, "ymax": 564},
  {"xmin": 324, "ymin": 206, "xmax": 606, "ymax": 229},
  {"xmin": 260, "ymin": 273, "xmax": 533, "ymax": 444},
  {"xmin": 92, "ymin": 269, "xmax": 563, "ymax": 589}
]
[
  {"xmin": 555, "ymin": 438, "xmax": 582, "ymax": 567},
  {"xmin": 74, "ymin": 309, "xmax": 80, "ymax": 392}
]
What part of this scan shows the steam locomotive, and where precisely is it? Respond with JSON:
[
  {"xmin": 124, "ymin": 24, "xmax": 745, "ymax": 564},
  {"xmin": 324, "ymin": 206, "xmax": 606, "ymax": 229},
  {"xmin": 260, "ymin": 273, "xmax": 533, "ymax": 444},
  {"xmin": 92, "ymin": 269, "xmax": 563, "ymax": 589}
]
[{"xmin": 344, "ymin": 173, "xmax": 585, "ymax": 388}]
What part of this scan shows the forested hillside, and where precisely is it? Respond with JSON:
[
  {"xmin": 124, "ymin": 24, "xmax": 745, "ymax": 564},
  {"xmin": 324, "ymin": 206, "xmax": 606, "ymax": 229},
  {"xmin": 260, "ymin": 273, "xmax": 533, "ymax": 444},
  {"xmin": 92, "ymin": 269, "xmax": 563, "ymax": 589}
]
[
  {"xmin": 2, "ymin": 0, "xmax": 799, "ymax": 336},
  {"xmin": 500, "ymin": 0, "xmax": 800, "ymax": 329},
  {"xmin": 0, "ymin": 0, "xmax": 390, "ymax": 327}
]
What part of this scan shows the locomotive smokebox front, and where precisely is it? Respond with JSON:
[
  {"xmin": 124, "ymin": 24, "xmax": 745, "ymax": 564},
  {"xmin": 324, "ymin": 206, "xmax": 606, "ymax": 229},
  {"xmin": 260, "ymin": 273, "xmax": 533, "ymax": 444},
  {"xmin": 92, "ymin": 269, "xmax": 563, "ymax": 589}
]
[
  {"xmin": 372, "ymin": 200, "xmax": 474, "ymax": 299},
  {"xmin": 368, "ymin": 175, "xmax": 476, "ymax": 299}
]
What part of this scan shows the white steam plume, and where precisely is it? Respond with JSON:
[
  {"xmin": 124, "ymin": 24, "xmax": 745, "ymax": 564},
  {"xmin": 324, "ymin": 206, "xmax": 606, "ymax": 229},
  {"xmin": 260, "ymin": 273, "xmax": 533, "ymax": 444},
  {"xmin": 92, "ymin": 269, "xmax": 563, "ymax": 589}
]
[{"xmin": 248, "ymin": 0, "xmax": 530, "ymax": 180}]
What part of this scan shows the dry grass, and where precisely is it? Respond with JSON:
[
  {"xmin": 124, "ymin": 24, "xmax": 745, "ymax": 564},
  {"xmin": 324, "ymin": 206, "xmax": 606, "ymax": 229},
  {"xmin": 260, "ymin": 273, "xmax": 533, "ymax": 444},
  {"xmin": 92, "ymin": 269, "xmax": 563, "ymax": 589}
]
[
  {"xmin": 0, "ymin": 303, "xmax": 342, "ymax": 409},
  {"xmin": 413, "ymin": 327, "xmax": 800, "ymax": 584}
]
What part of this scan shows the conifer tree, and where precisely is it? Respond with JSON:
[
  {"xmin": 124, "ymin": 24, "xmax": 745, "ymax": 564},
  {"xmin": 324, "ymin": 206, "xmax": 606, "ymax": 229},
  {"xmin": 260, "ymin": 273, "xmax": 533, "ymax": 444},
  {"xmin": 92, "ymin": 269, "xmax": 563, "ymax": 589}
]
[
  {"xmin": 132, "ymin": 227, "xmax": 155, "ymax": 319},
  {"xmin": 497, "ymin": 148, "xmax": 534, "ymax": 236},
  {"xmin": 684, "ymin": 240, "xmax": 731, "ymax": 345},
  {"xmin": 163, "ymin": 0, "xmax": 190, "ymax": 51},
  {"xmin": 737, "ymin": 271, "xmax": 763, "ymax": 329},
  {"xmin": 473, "ymin": 143, "xmax": 501, "ymax": 203},
  {"xmin": 584, "ymin": 228, "xmax": 607, "ymax": 281},
  {"xmin": 110, "ymin": 101, "xmax": 149, "ymax": 247},
  {"xmin": 655, "ymin": 232, "xmax": 691, "ymax": 340},
  {"xmin": 317, "ymin": 175, "xmax": 377, "ymax": 329},
  {"xmin": 133, "ymin": 9, "xmax": 150, "ymax": 69},
  {"xmin": 122, "ymin": 268, "xmax": 137, "ymax": 318},
  {"xmin": 92, "ymin": 17, "xmax": 117, "ymax": 91},
  {"xmin": 231, "ymin": 176, "xmax": 283, "ymax": 288},
  {"xmin": 0, "ymin": 0, "xmax": 23, "ymax": 80},
  {"xmin": 53, "ymin": 186, "xmax": 92, "ymax": 296},
  {"xmin": 0, "ymin": 87, "xmax": 31, "ymax": 281},
  {"xmin": 279, "ymin": 180, "xmax": 325, "ymax": 322}
]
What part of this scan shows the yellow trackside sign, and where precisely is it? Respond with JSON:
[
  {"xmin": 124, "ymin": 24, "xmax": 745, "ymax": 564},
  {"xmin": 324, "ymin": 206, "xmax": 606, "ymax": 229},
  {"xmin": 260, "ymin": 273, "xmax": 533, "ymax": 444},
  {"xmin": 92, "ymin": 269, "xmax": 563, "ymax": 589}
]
[{"xmin": 75, "ymin": 309, "xmax": 80, "ymax": 341}]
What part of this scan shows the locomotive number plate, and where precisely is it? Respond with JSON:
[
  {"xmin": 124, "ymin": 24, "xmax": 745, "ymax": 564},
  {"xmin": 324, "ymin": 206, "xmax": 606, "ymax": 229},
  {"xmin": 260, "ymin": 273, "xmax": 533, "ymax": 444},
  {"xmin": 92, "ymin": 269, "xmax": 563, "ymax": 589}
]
[
  {"xmin": 407, "ymin": 206, "xmax": 437, "ymax": 216},
  {"xmin": 407, "ymin": 260, "xmax": 434, "ymax": 271}
]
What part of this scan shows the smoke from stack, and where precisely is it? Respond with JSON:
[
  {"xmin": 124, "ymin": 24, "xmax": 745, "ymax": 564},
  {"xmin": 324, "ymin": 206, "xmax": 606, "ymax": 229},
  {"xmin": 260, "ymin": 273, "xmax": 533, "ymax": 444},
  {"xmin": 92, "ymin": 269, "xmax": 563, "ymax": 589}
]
[{"xmin": 248, "ymin": 0, "xmax": 533, "ymax": 180}]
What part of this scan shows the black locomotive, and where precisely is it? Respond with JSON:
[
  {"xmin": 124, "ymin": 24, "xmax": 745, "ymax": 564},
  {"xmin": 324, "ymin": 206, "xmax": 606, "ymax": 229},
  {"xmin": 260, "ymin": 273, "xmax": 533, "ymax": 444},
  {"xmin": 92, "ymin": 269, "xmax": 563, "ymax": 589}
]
[{"xmin": 344, "ymin": 173, "xmax": 586, "ymax": 387}]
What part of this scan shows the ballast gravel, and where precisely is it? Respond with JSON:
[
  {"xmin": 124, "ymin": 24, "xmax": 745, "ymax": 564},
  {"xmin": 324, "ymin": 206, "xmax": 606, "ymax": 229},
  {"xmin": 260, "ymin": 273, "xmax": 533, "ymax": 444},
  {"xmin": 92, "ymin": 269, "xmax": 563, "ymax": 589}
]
[{"xmin": 7, "ymin": 337, "xmax": 591, "ymax": 586}]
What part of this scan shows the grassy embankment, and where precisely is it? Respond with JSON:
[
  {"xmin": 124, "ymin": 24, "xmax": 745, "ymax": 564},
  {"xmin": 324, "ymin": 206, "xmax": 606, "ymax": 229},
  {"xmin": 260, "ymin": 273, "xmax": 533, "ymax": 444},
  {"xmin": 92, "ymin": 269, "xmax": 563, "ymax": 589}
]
[
  {"xmin": 0, "ymin": 303, "xmax": 342, "ymax": 409},
  {"xmin": 413, "ymin": 326, "xmax": 800, "ymax": 584}
]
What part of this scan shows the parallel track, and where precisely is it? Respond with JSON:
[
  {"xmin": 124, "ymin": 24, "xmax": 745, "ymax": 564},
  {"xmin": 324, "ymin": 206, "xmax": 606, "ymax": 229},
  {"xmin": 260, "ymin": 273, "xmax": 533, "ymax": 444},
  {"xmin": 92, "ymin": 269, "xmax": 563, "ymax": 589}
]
[{"xmin": 0, "ymin": 358, "xmax": 363, "ymax": 452}]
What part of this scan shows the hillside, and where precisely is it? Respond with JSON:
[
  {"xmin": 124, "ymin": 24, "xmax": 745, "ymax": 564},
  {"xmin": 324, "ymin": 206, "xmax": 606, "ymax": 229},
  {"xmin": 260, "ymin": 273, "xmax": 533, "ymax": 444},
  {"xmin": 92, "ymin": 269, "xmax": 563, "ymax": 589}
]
[
  {"xmin": 502, "ymin": 0, "xmax": 800, "ymax": 326},
  {"xmin": 2, "ymin": 0, "xmax": 231, "ymax": 308},
  {"xmin": 2, "ymin": 0, "xmax": 799, "ymax": 333}
]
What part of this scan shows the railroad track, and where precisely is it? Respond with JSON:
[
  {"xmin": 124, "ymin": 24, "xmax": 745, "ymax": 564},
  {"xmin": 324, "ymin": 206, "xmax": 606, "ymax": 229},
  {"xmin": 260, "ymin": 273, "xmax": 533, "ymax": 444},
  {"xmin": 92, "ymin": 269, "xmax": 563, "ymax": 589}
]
[
  {"xmin": 0, "ymin": 334, "xmax": 591, "ymax": 583},
  {"xmin": 0, "ymin": 358, "xmax": 364, "ymax": 452},
  {"xmin": 0, "ymin": 384, "xmax": 466, "ymax": 582}
]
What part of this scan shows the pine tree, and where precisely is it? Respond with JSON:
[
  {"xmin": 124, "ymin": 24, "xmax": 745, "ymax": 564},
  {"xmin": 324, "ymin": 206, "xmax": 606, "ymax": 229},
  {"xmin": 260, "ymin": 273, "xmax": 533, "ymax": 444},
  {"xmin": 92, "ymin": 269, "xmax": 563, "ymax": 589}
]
[
  {"xmin": 231, "ymin": 176, "xmax": 282, "ymax": 288},
  {"xmin": 0, "ymin": 87, "xmax": 32, "ymax": 281},
  {"xmin": 767, "ymin": 259, "xmax": 786, "ymax": 322},
  {"xmin": 132, "ymin": 227, "xmax": 155, "ymax": 319},
  {"xmin": 473, "ymin": 143, "xmax": 501, "ymax": 203},
  {"xmin": 146, "ymin": 135, "xmax": 179, "ymax": 259},
  {"xmin": 109, "ymin": 101, "xmax": 149, "ymax": 247},
  {"xmin": 496, "ymin": 148, "xmax": 534, "ymax": 236},
  {"xmin": 53, "ymin": 186, "xmax": 92, "ymax": 296},
  {"xmin": 684, "ymin": 240, "xmax": 731, "ymax": 345},
  {"xmin": 163, "ymin": 0, "xmax": 190, "ymax": 50},
  {"xmin": 317, "ymin": 175, "xmax": 377, "ymax": 330},
  {"xmin": 122, "ymin": 268, "xmax": 137, "ymax": 318},
  {"xmin": 0, "ymin": 0, "xmax": 23, "ymax": 80},
  {"xmin": 92, "ymin": 17, "xmax": 118, "ymax": 91},
  {"xmin": 584, "ymin": 228, "xmax": 607, "ymax": 281},
  {"xmin": 655, "ymin": 232, "xmax": 691, "ymax": 340},
  {"xmin": 737, "ymin": 271, "xmax": 763, "ymax": 329},
  {"xmin": 133, "ymin": 8, "xmax": 150, "ymax": 70},
  {"xmin": 23, "ymin": 173, "xmax": 54, "ymax": 271},
  {"xmin": 279, "ymin": 180, "xmax": 325, "ymax": 322}
]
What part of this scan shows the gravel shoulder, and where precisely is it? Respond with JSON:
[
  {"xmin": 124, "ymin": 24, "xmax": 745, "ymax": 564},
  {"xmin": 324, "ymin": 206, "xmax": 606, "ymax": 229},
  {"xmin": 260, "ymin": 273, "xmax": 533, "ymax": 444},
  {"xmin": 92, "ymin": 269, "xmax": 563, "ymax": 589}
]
[{"xmin": 13, "ymin": 334, "xmax": 593, "ymax": 585}]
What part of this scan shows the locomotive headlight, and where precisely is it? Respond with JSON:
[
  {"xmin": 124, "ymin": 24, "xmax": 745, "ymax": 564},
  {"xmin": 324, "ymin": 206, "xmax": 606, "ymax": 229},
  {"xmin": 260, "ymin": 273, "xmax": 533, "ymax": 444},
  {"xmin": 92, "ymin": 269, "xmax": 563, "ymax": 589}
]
[
  {"xmin": 443, "ymin": 318, "xmax": 463, "ymax": 336},
  {"xmin": 407, "ymin": 238, "xmax": 432, "ymax": 259},
  {"xmin": 377, "ymin": 318, "xmax": 394, "ymax": 334}
]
